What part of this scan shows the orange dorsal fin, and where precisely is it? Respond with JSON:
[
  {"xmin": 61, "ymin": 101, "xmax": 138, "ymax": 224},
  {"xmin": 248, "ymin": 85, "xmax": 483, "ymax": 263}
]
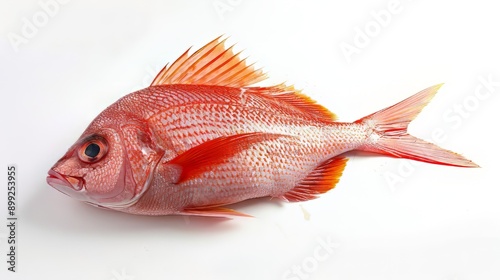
[
  {"xmin": 245, "ymin": 84, "xmax": 338, "ymax": 121},
  {"xmin": 182, "ymin": 206, "xmax": 253, "ymax": 218},
  {"xmin": 280, "ymin": 156, "xmax": 348, "ymax": 202},
  {"xmin": 168, "ymin": 132, "xmax": 285, "ymax": 184},
  {"xmin": 151, "ymin": 36, "xmax": 268, "ymax": 87}
]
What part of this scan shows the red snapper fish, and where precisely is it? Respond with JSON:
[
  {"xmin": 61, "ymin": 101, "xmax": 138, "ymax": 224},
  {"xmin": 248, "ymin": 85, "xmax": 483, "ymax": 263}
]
[{"xmin": 46, "ymin": 37, "xmax": 478, "ymax": 217}]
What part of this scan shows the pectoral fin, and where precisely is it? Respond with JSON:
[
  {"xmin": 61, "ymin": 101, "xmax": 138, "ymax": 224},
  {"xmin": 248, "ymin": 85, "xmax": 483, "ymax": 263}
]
[{"xmin": 168, "ymin": 132, "xmax": 285, "ymax": 184}]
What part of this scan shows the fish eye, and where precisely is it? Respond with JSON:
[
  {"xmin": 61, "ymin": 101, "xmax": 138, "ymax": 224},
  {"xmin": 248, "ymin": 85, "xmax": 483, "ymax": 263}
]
[
  {"xmin": 78, "ymin": 136, "xmax": 108, "ymax": 163},
  {"xmin": 85, "ymin": 143, "xmax": 100, "ymax": 157}
]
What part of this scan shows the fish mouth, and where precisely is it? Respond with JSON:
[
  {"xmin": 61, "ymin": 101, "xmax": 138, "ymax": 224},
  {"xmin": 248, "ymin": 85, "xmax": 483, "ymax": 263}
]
[
  {"xmin": 46, "ymin": 169, "xmax": 131, "ymax": 210},
  {"xmin": 47, "ymin": 170, "xmax": 84, "ymax": 192}
]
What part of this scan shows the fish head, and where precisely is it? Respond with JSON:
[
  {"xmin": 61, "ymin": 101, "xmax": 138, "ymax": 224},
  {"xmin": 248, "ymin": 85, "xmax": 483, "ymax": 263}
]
[{"xmin": 47, "ymin": 117, "xmax": 162, "ymax": 211}]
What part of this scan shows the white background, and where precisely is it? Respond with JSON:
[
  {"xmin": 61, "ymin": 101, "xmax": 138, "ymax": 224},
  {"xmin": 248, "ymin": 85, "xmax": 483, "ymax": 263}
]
[{"xmin": 1, "ymin": 0, "xmax": 499, "ymax": 279}]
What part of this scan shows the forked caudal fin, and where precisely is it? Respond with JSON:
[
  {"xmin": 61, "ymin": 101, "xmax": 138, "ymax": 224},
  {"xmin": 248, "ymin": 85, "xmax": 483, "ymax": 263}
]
[{"xmin": 355, "ymin": 84, "xmax": 479, "ymax": 167}]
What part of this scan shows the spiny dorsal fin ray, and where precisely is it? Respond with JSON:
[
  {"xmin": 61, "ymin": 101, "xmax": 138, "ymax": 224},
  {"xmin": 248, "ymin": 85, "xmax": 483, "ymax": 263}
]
[
  {"xmin": 151, "ymin": 37, "xmax": 336, "ymax": 121},
  {"xmin": 151, "ymin": 36, "xmax": 268, "ymax": 87}
]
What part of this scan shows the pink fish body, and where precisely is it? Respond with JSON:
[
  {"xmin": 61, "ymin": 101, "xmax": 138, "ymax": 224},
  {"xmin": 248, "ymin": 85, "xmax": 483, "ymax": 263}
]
[{"xmin": 47, "ymin": 37, "xmax": 478, "ymax": 217}]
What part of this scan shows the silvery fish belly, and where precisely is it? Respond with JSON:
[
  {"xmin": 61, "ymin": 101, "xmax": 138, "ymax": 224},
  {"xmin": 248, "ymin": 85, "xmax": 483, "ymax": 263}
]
[{"xmin": 46, "ymin": 37, "xmax": 478, "ymax": 218}]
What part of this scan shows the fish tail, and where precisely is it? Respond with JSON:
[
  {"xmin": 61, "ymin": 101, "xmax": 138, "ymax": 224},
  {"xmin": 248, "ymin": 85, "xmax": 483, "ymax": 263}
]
[{"xmin": 355, "ymin": 84, "xmax": 479, "ymax": 167}]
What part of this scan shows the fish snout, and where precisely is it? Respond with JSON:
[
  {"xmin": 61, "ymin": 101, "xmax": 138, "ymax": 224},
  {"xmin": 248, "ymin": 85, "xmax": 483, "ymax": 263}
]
[{"xmin": 47, "ymin": 169, "xmax": 84, "ymax": 192}]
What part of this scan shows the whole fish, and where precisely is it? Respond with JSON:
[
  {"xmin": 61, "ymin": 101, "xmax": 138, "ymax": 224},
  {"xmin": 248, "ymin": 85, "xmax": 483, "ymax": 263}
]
[{"xmin": 46, "ymin": 37, "xmax": 478, "ymax": 217}]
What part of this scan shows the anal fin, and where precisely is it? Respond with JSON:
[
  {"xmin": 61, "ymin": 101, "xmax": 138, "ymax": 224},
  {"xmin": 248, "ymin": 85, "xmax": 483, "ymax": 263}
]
[{"xmin": 281, "ymin": 156, "xmax": 348, "ymax": 202}]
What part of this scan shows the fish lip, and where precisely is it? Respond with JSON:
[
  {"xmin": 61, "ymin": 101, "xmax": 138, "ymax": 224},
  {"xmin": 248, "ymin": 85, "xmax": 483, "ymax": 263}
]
[{"xmin": 47, "ymin": 170, "xmax": 84, "ymax": 191}]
